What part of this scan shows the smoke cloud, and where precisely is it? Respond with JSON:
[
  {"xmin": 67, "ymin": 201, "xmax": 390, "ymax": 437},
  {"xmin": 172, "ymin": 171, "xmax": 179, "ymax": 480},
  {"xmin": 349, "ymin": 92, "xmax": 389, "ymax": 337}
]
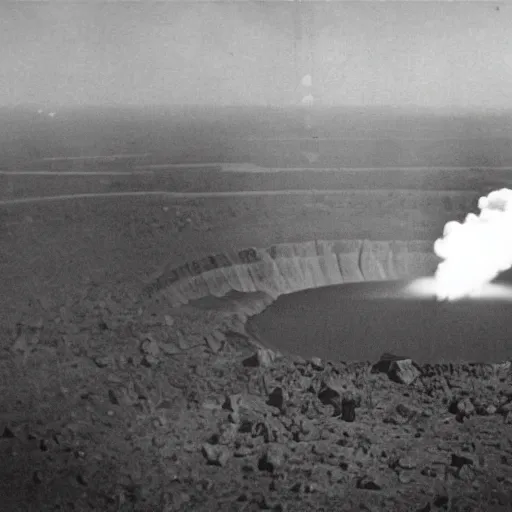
[{"xmin": 434, "ymin": 188, "xmax": 512, "ymax": 301}]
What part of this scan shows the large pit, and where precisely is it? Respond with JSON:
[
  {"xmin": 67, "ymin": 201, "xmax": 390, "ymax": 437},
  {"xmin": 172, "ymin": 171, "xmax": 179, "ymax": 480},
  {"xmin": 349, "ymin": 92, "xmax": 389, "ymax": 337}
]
[{"xmin": 146, "ymin": 235, "xmax": 512, "ymax": 366}]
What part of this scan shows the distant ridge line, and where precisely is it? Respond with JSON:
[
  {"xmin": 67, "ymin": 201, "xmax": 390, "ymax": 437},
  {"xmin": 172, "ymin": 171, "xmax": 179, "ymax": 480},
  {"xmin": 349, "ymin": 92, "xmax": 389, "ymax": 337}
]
[
  {"xmin": 0, "ymin": 188, "xmax": 476, "ymax": 206},
  {"xmin": 2, "ymin": 164, "xmax": 512, "ymax": 175},
  {"xmin": 41, "ymin": 153, "xmax": 151, "ymax": 161}
]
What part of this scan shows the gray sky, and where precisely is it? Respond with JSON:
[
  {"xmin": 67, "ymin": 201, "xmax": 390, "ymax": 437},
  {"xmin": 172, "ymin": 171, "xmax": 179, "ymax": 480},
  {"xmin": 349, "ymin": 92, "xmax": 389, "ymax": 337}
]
[{"xmin": 1, "ymin": 2, "xmax": 511, "ymax": 109}]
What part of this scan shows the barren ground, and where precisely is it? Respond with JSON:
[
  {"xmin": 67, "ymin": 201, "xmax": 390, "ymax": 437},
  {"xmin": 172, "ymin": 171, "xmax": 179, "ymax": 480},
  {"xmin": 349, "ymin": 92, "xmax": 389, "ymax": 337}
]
[{"xmin": 0, "ymin": 171, "xmax": 511, "ymax": 511}]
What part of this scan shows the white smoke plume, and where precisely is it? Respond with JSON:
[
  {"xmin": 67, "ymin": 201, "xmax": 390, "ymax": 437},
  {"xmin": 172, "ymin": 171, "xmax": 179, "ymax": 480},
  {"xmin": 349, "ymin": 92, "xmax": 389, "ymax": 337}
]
[{"xmin": 434, "ymin": 188, "xmax": 512, "ymax": 301}]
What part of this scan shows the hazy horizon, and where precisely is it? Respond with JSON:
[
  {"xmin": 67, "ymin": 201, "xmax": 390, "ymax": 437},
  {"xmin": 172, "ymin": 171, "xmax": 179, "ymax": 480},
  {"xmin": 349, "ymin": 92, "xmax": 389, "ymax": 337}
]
[
  {"xmin": 4, "ymin": 104, "xmax": 512, "ymax": 169},
  {"xmin": 5, "ymin": 104, "xmax": 512, "ymax": 116}
]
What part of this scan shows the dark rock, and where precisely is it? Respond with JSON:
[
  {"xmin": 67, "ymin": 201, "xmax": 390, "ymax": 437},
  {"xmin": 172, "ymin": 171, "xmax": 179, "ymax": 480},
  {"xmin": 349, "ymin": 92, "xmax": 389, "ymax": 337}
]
[
  {"xmin": 398, "ymin": 456, "xmax": 418, "ymax": 470},
  {"xmin": 433, "ymin": 495, "xmax": 449, "ymax": 507},
  {"xmin": 141, "ymin": 355, "xmax": 159, "ymax": 367},
  {"xmin": 318, "ymin": 376, "xmax": 362, "ymax": 418},
  {"xmin": 327, "ymin": 468, "xmax": 346, "ymax": 484},
  {"xmin": 159, "ymin": 342, "xmax": 181, "ymax": 355},
  {"xmin": 76, "ymin": 474, "xmax": 87, "ymax": 486},
  {"xmin": 258, "ymin": 444, "xmax": 286, "ymax": 472},
  {"xmin": 388, "ymin": 359, "xmax": 421, "ymax": 385},
  {"xmin": 484, "ymin": 405, "xmax": 497, "ymax": 415},
  {"xmin": 290, "ymin": 481, "xmax": 305, "ymax": 493},
  {"xmin": 140, "ymin": 337, "xmax": 160, "ymax": 357},
  {"xmin": 218, "ymin": 423, "xmax": 238, "ymax": 445},
  {"xmin": 252, "ymin": 422, "xmax": 270, "ymax": 442},
  {"xmin": 243, "ymin": 348, "xmax": 278, "ymax": 368},
  {"xmin": 371, "ymin": 352, "xmax": 411, "ymax": 373},
  {"xmin": 457, "ymin": 464, "xmax": 475, "ymax": 482},
  {"xmin": 234, "ymin": 446, "xmax": 253, "ymax": 457},
  {"xmin": 238, "ymin": 420, "xmax": 253, "ymax": 434},
  {"xmin": 295, "ymin": 418, "xmax": 319, "ymax": 442},
  {"xmin": 318, "ymin": 386, "xmax": 340, "ymax": 406},
  {"xmin": 420, "ymin": 466, "xmax": 438, "ymax": 478},
  {"xmin": 222, "ymin": 394, "xmax": 242, "ymax": 414},
  {"xmin": 228, "ymin": 412, "xmax": 240, "ymax": 424},
  {"xmin": 398, "ymin": 471, "xmax": 413, "ymax": 484},
  {"xmin": 202, "ymin": 444, "xmax": 231, "ymax": 466},
  {"xmin": 356, "ymin": 475, "xmax": 382, "ymax": 490},
  {"xmin": 303, "ymin": 482, "xmax": 319, "ymax": 493},
  {"xmin": 342, "ymin": 399, "xmax": 356, "ymax": 422},
  {"xmin": 205, "ymin": 334, "xmax": 222, "ymax": 354},
  {"xmin": 498, "ymin": 400, "xmax": 512, "ymax": 415},
  {"xmin": 451, "ymin": 453, "xmax": 474, "ymax": 469},
  {"xmin": 93, "ymin": 356, "xmax": 111, "ymax": 368},
  {"xmin": 152, "ymin": 435, "xmax": 166, "ymax": 448},
  {"xmin": 267, "ymin": 387, "xmax": 285, "ymax": 411},
  {"xmin": 1, "ymin": 427, "xmax": 15, "ymax": 438},
  {"xmin": 396, "ymin": 403, "xmax": 418, "ymax": 419},
  {"xmin": 291, "ymin": 355, "xmax": 307, "ymax": 366},
  {"xmin": 455, "ymin": 398, "xmax": 475, "ymax": 418},
  {"xmin": 237, "ymin": 492, "xmax": 249, "ymax": 502},
  {"xmin": 156, "ymin": 399, "xmax": 175, "ymax": 410},
  {"xmin": 98, "ymin": 321, "xmax": 109, "ymax": 331},
  {"xmin": 310, "ymin": 357, "xmax": 324, "ymax": 370},
  {"xmin": 108, "ymin": 389, "xmax": 119, "ymax": 405}
]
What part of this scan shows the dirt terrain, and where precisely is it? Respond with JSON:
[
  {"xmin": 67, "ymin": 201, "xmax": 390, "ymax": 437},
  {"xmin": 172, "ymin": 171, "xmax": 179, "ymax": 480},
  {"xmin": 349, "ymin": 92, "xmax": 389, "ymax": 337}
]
[{"xmin": 0, "ymin": 172, "xmax": 511, "ymax": 511}]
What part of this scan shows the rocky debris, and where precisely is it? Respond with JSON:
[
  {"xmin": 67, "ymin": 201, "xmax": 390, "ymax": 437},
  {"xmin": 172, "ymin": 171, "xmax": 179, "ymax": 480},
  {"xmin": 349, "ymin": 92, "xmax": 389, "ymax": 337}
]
[
  {"xmin": 10, "ymin": 320, "xmax": 44, "ymax": 358},
  {"xmin": 202, "ymin": 443, "xmax": 232, "ymax": 466},
  {"xmin": 1, "ymin": 289, "xmax": 512, "ymax": 512},
  {"xmin": 371, "ymin": 352, "xmax": 410, "ymax": 373},
  {"xmin": 205, "ymin": 333, "xmax": 223, "ymax": 353},
  {"xmin": 258, "ymin": 443, "xmax": 287, "ymax": 472},
  {"xmin": 140, "ymin": 335, "xmax": 160, "ymax": 357},
  {"xmin": 372, "ymin": 352, "xmax": 422, "ymax": 385},
  {"xmin": 483, "ymin": 404, "xmax": 497, "ymax": 415},
  {"xmin": 223, "ymin": 393, "xmax": 243, "ymax": 414},
  {"xmin": 341, "ymin": 398, "xmax": 357, "ymax": 422},
  {"xmin": 266, "ymin": 386, "xmax": 287, "ymax": 412},
  {"xmin": 93, "ymin": 355, "xmax": 113, "ymax": 368},
  {"xmin": 2, "ymin": 426, "xmax": 15, "ymax": 438},
  {"xmin": 356, "ymin": 474, "xmax": 382, "ymax": 490},
  {"xmin": 388, "ymin": 359, "xmax": 421, "ymax": 385},
  {"xmin": 159, "ymin": 341, "xmax": 181, "ymax": 355},
  {"xmin": 243, "ymin": 347, "xmax": 279, "ymax": 368},
  {"xmin": 318, "ymin": 376, "xmax": 362, "ymax": 419},
  {"xmin": 451, "ymin": 453, "xmax": 474, "ymax": 469},
  {"xmin": 451, "ymin": 397, "xmax": 476, "ymax": 422},
  {"xmin": 32, "ymin": 470, "xmax": 43, "ymax": 484},
  {"xmin": 397, "ymin": 455, "xmax": 418, "ymax": 470},
  {"xmin": 310, "ymin": 357, "xmax": 324, "ymax": 371}
]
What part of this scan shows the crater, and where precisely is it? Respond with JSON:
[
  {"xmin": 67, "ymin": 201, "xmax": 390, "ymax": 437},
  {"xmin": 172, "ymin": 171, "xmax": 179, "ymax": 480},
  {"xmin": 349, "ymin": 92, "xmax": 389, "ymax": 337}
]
[{"xmin": 146, "ymin": 237, "xmax": 512, "ymax": 364}]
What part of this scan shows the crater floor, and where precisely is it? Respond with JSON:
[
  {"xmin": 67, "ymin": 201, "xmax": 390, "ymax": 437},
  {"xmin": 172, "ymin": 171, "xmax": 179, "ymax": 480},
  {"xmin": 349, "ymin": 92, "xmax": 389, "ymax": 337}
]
[{"xmin": 247, "ymin": 278, "xmax": 512, "ymax": 364}]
